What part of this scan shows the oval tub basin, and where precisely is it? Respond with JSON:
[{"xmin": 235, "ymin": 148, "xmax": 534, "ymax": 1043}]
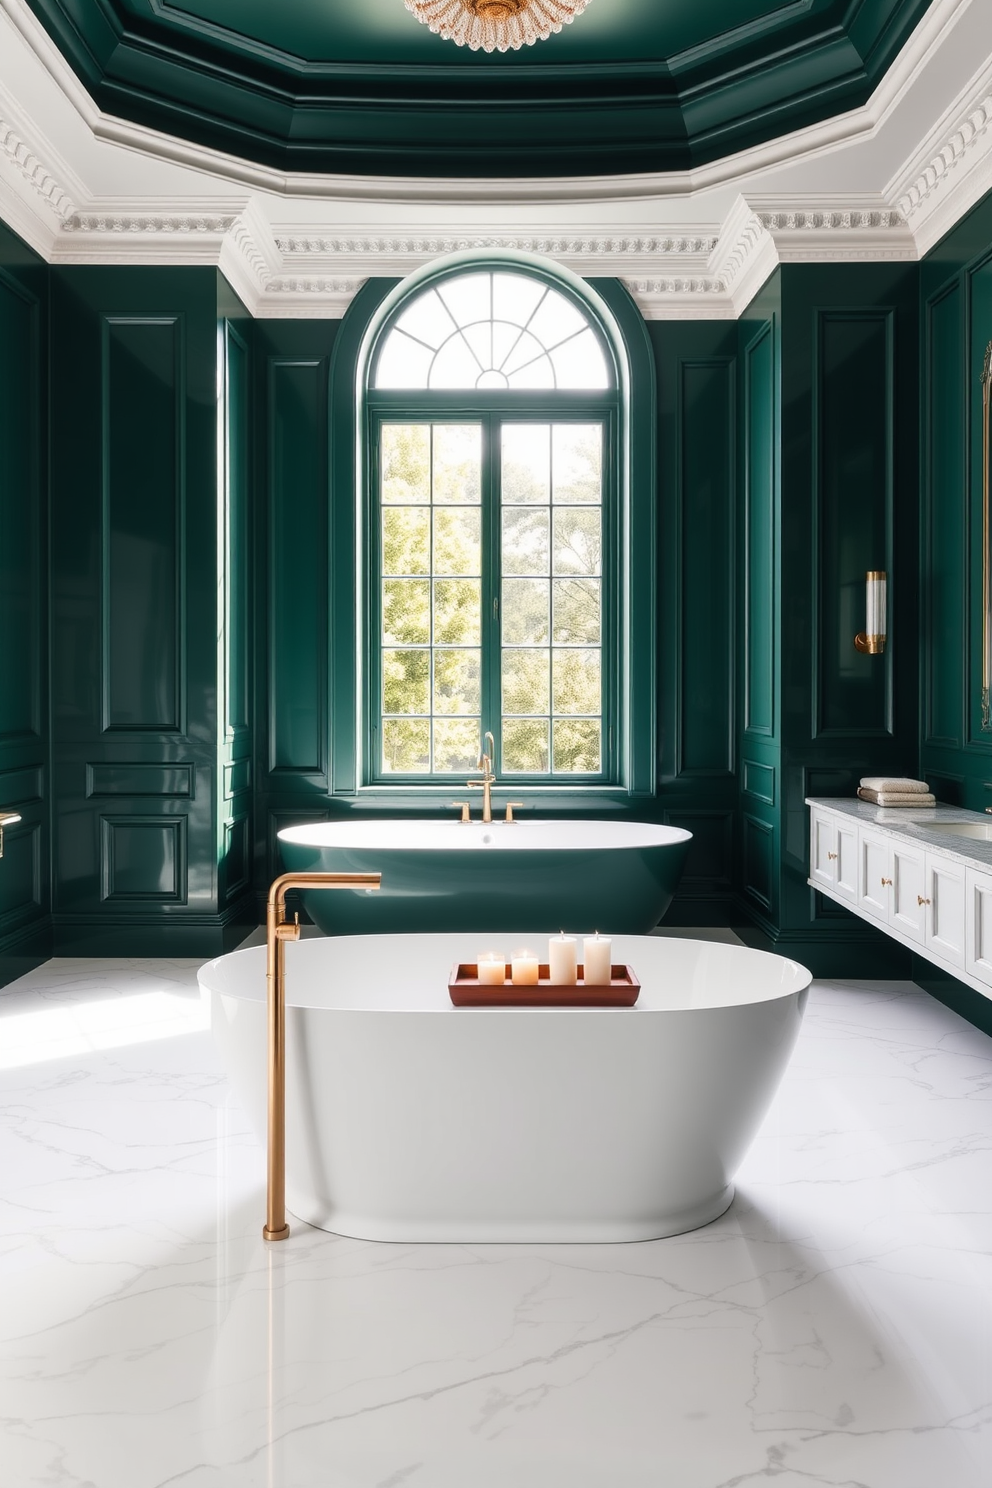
[
  {"xmin": 200, "ymin": 933, "xmax": 810, "ymax": 1243},
  {"xmin": 277, "ymin": 819, "xmax": 692, "ymax": 935}
]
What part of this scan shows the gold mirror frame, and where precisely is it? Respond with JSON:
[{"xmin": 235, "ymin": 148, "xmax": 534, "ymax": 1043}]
[{"xmin": 984, "ymin": 342, "xmax": 992, "ymax": 729}]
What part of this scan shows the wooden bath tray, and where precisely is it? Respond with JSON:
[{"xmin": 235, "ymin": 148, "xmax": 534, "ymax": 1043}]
[{"xmin": 448, "ymin": 963, "xmax": 640, "ymax": 1008}]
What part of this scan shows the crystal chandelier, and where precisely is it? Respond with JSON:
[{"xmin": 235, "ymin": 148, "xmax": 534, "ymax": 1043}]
[{"xmin": 403, "ymin": 0, "xmax": 592, "ymax": 54}]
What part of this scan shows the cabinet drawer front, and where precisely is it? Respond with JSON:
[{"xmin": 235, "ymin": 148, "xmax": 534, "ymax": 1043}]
[
  {"xmin": 891, "ymin": 845, "xmax": 926, "ymax": 943},
  {"xmin": 966, "ymin": 870, "xmax": 992, "ymax": 986},
  {"xmin": 926, "ymin": 858, "xmax": 966, "ymax": 969},
  {"xmin": 810, "ymin": 811, "xmax": 838, "ymax": 889},
  {"xmin": 859, "ymin": 832, "xmax": 890, "ymax": 921},
  {"xmin": 835, "ymin": 821, "xmax": 858, "ymax": 902}
]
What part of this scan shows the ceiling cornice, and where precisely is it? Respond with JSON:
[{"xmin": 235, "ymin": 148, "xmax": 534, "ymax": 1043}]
[{"xmin": 0, "ymin": 0, "xmax": 990, "ymax": 319}]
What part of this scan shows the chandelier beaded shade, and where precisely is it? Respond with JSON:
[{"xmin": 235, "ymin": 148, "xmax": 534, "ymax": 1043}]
[{"xmin": 403, "ymin": 0, "xmax": 592, "ymax": 53}]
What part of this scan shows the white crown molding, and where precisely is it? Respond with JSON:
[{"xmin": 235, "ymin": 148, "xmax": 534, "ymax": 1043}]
[
  {"xmin": 0, "ymin": 0, "xmax": 990, "ymax": 320},
  {"xmin": 888, "ymin": 55, "xmax": 992, "ymax": 255}
]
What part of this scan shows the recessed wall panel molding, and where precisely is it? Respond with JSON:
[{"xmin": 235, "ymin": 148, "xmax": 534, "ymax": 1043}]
[
  {"xmin": 663, "ymin": 811, "xmax": 733, "ymax": 889},
  {"xmin": 923, "ymin": 282, "xmax": 966, "ymax": 750},
  {"xmin": 101, "ymin": 315, "xmax": 184, "ymax": 734},
  {"xmin": 742, "ymin": 812, "xmax": 774, "ymax": 911},
  {"xmin": 0, "ymin": 266, "xmax": 42, "ymax": 744},
  {"xmin": 0, "ymin": 818, "xmax": 41, "ymax": 921},
  {"xmin": 100, "ymin": 815, "xmax": 187, "ymax": 903},
  {"xmin": 678, "ymin": 357, "xmax": 735, "ymax": 778},
  {"xmin": 266, "ymin": 357, "xmax": 328, "ymax": 780},
  {"xmin": 743, "ymin": 322, "xmax": 776, "ymax": 739},
  {"xmin": 812, "ymin": 308, "xmax": 894, "ymax": 740},
  {"xmin": 85, "ymin": 762, "xmax": 194, "ymax": 798},
  {"xmin": 742, "ymin": 759, "xmax": 775, "ymax": 804}
]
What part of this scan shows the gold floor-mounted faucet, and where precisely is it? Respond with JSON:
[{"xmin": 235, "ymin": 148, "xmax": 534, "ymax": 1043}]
[
  {"xmin": 466, "ymin": 731, "xmax": 497, "ymax": 823},
  {"xmin": 263, "ymin": 870, "xmax": 380, "ymax": 1242}
]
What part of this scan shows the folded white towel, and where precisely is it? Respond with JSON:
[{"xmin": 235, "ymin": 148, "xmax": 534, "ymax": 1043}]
[
  {"xmin": 858, "ymin": 788, "xmax": 936, "ymax": 807},
  {"xmin": 860, "ymin": 777, "xmax": 930, "ymax": 794}
]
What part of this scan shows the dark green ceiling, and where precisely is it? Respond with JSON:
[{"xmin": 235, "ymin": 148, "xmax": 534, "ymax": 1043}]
[{"xmin": 28, "ymin": 0, "xmax": 935, "ymax": 177}]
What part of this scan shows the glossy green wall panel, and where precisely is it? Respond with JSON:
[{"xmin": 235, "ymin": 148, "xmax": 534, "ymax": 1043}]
[
  {"xmin": 48, "ymin": 267, "xmax": 252, "ymax": 952},
  {"xmin": 923, "ymin": 284, "xmax": 966, "ymax": 750},
  {"xmin": 0, "ymin": 223, "xmax": 50, "ymax": 984},
  {"xmin": 743, "ymin": 322, "xmax": 776, "ymax": 739},
  {"xmin": 813, "ymin": 311, "xmax": 893, "ymax": 738},
  {"xmin": 267, "ymin": 359, "xmax": 328, "ymax": 779},
  {"xmin": 103, "ymin": 316, "xmax": 182, "ymax": 732}
]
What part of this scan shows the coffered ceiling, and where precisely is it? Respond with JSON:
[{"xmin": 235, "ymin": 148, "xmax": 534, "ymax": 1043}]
[{"xmin": 25, "ymin": 0, "xmax": 935, "ymax": 177}]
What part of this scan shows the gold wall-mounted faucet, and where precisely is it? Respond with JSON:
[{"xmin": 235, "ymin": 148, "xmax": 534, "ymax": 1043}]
[{"xmin": 466, "ymin": 731, "xmax": 497, "ymax": 824}]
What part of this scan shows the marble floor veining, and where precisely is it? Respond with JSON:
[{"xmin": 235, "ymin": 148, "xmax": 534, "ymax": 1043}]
[{"xmin": 2, "ymin": 956, "xmax": 992, "ymax": 1487}]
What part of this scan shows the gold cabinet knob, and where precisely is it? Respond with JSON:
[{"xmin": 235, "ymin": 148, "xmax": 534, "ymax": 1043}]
[
  {"xmin": 827, "ymin": 852, "xmax": 838, "ymax": 861},
  {"xmin": 918, "ymin": 895, "xmax": 931, "ymax": 907},
  {"xmin": 881, "ymin": 877, "xmax": 893, "ymax": 887}
]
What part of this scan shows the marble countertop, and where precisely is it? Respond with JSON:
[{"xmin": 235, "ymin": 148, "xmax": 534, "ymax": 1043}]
[{"xmin": 806, "ymin": 796, "xmax": 992, "ymax": 874}]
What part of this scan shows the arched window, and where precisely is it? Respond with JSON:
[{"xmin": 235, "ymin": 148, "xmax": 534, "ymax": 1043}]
[{"xmin": 365, "ymin": 264, "xmax": 619, "ymax": 782}]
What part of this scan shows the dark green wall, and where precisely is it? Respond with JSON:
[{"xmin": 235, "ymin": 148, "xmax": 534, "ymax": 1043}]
[
  {"xmin": 920, "ymin": 192, "xmax": 992, "ymax": 809},
  {"xmin": 0, "ymin": 221, "xmax": 49, "ymax": 984},
  {"xmin": 738, "ymin": 263, "xmax": 922, "ymax": 974},
  {"xmin": 47, "ymin": 266, "xmax": 254, "ymax": 956}
]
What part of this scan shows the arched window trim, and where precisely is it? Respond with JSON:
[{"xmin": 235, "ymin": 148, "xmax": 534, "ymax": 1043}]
[{"xmin": 328, "ymin": 251, "xmax": 657, "ymax": 805}]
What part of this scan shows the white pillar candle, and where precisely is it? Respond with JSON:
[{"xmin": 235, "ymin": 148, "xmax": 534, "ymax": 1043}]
[
  {"xmin": 477, "ymin": 953, "xmax": 505, "ymax": 986},
  {"xmin": 548, "ymin": 932, "xmax": 577, "ymax": 985},
  {"xmin": 511, "ymin": 950, "xmax": 539, "ymax": 986},
  {"xmin": 582, "ymin": 933, "xmax": 613, "ymax": 985}
]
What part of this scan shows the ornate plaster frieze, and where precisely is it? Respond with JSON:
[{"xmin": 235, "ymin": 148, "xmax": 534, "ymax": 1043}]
[
  {"xmin": 0, "ymin": 114, "xmax": 73, "ymax": 222},
  {"xmin": 624, "ymin": 276, "xmax": 735, "ymax": 321},
  {"xmin": 61, "ymin": 211, "xmax": 238, "ymax": 237},
  {"xmin": 890, "ymin": 57, "xmax": 992, "ymax": 253},
  {"xmin": 274, "ymin": 234, "xmax": 719, "ymax": 259},
  {"xmin": 255, "ymin": 276, "xmax": 366, "ymax": 318},
  {"xmin": 754, "ymin": 203, "xmax": 916, "ymax": 262}
]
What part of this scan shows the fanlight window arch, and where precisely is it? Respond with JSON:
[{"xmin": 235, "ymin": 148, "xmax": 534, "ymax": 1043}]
[{"xmin": 374, "ymin": 270, "xmax": 612, "ymax": 391}]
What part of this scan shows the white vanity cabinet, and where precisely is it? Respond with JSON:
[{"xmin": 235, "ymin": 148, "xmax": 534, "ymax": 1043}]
[
  {"xmin": 857, "ymin": 828, "xmax": 926, "ymax": 942},
  {"xmin": 807, "ymin": 799, "xmax": 992, "ymax": 1000},
  {"xmin": 926, "ymin": 856, "xmax": 966, "ymax": 970},
  {"xmin": 810, "ymin": 808, "xmax": 857, "ymax": 903}
]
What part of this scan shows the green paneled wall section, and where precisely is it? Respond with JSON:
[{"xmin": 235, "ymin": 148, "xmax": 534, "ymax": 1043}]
[
  {"xmin": 738, "ymin": 263, "xmax": 921, "ymax": 975},
  {"xmin": 921, "ymin": 192, "xmax": 992, "ymax": 811},
  {"xmin": 0, "ymin": 221, "xmax": 49, "ymax": 985},
  {"xmin": 46, "ymin": 265, "xmax": 254, "ymax": 957}
]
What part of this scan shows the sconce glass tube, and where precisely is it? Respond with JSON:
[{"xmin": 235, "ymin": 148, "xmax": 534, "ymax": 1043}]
[{"xmin": 854, "ymin": 570, "xmax": 887, "ymax": 655}]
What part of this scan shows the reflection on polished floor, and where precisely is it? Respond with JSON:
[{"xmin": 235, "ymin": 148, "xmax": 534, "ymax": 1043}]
[{"xmin": 2, "ymin": 957, "xmax": 991, "ymax": 1487}]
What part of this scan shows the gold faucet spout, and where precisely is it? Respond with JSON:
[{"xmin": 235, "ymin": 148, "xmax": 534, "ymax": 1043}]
[{"xmin": 264, "ymin": 871, "xmax": 380, "ymax": 1242}]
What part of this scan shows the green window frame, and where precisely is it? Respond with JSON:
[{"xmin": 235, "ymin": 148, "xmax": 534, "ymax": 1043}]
[
  {"xmin": 364, "ymin": 265, "xmax": 622, "ymax": 787},
  {"xmin": 328, "ymin": 259, "xmax": 657, "ymax": 803}
]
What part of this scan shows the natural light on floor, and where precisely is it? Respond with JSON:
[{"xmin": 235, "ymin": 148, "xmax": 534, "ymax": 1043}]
[{"xmin": 0, "ymin": 991, "xmax": 210, "ymax": 1070}]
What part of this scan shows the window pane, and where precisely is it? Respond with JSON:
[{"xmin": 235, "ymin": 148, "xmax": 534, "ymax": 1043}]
[
  {"xmin": 552, "ymin": 578, "xmax": 600, "ymax": 644},
  {"xmin": 382, "ymin": 719, "xmax": 430, "ymax": 773},
  {"xmin": 552, "ymin": 719, "xmax": 601, "ymax": 774},
  {"xmin": 502, "ymin": 424, "xmax": 550, "ymax": 505},
  {"xmin": 383, "ymin": 579, "xmax": 430, "ymax": 645},
  {"xmin": 434, "ymin": 649, "xmax": 481, "ymax": 715},
  {"xmin": 429, "ymin": 335, "xmax": 483, "ymax": 389},
  {"xmin": 395, "ymin": 288, "xmax": 451, "ymax": 351},
  {"xmin": 433, "ymin": 718, "xmax": 479, "ymax": 773},
  {"xmin": 502, "ymin": 578, "xmax": 549, "ymax": 645},
  {"xmin": 383, "ymin": 509, "xmax": 430, "ymax": 576},
  {"xmin": 553, "ymin": 508, "xmax": 601, "ymax": 576},
  {"xmin": 382, "ymin": 425, "xmax": 430, "ymax": 504},
  {"xmin": 553, "ymin": 425, "xmax": 602, "ymax": 504},
  {"xmin": 436, "ymin": 274, "xmax": 491, "ymax": 328},
  {"xmin": 549, "ymin": 330, "xmax": 609, "ymax": 390},
  {"xmin": 528, "ymin": 288, "xmax": 587, "ymax": 348},
  {"xmin": 502, "ymin": 649, "xmax": 550, "ymax": 716},
  {"xmin": 434, "ymin": 508, "xmax": 481, "ymax": 576},
  {"xmin": 553, "ymin": 648, "xmax": 601, "ymax": 715},
  {"xmin": 502, "ymin": 509, "xmax": 549, "ymax": 576},
  {"xmin": 383, "ymin": 649, "xmax": 430, "ymax": 715},
  {"xmin": 503, "ymin": 718, "xmax": 549, "ymax": 774},
  {"xmin": 506, "ymin": 357, "xmax": 556, "ymax": 391},
  {"xmin": 434, "ymin": 578, "xmax": 481, "ymax": 645},
  {"xmin": 375, "ymin": 333, "xmax": 433, "ymax": 390},
  {"xmin": 493, "ymin": 272, "xmax": 545, "ymax": 326},
  {"xmin": 501, "ymin": 329, "xmax": 551, "ymax": 381},
  {"xmin": 433, "ymin": 425, "xmax": 481, "ymax": 504}
]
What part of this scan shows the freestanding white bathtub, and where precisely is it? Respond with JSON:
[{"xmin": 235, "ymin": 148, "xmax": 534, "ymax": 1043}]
[{"xmin": 201, "ymin": 933, "xmax": 810, "ymax": 1243}]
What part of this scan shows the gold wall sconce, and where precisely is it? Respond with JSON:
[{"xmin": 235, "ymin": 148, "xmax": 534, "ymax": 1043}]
[
  {"xmin": 0, "ymin": 810, "xmax": 21, "ymax": 858},
  {"xmin": 854, "ymin": 570, "xmax": 887, "ymax": 655}
]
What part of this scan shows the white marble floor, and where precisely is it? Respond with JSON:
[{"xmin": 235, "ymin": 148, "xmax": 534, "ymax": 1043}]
[{"xmin": 2, "ymin": 956, "xmax": 992, "ymax": 1488}]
